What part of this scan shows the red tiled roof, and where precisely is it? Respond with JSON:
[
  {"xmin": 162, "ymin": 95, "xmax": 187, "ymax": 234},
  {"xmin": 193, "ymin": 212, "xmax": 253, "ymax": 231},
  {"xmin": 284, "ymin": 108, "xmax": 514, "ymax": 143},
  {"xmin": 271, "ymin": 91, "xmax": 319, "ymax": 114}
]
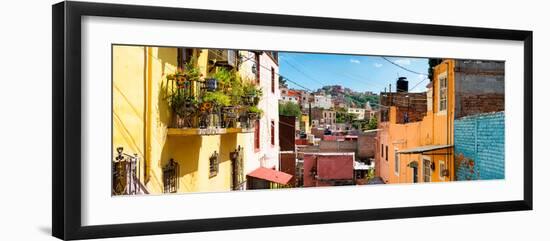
[
  {"xmin": 287, "ymin": 90, "xmax": 301, "ymax": 97},
  {"xmin": 247, "ymin": 167, "xmax": 293, "ymax": 185}
]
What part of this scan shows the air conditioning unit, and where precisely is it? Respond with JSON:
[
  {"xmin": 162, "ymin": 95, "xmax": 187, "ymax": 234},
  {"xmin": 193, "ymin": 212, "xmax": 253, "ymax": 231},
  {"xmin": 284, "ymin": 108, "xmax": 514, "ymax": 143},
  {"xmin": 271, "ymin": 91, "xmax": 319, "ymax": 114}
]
[
  {"xmin": 209, "ymin": 50, "xmax": 238, "ymax": 67},
  {"xmin": 227, "ymin": 50, "xmax": 237, "ymax": 67}
]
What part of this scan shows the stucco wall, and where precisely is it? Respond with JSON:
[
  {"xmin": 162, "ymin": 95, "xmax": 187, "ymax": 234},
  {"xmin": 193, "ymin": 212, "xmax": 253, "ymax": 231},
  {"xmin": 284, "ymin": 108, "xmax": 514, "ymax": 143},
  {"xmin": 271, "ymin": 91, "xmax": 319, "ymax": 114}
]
[{"xmin": 454, "ymin": 112, "xmax": 505, "ymax": 180}]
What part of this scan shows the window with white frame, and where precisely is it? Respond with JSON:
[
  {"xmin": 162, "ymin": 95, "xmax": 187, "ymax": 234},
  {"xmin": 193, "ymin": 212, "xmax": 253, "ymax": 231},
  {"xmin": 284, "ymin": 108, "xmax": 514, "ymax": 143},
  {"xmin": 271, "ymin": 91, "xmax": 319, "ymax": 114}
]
[{"xmin": 438, "ymin": 73, "xmax": 448, "ymax": 112}]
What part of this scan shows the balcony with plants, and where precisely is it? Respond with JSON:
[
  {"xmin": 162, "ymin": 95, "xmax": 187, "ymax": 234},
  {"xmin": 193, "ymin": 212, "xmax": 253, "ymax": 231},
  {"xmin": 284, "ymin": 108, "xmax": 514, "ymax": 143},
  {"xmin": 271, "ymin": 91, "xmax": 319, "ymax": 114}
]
[{"xmin": 165, "ymin": 60, "xmax": 263, "ymax": 136}]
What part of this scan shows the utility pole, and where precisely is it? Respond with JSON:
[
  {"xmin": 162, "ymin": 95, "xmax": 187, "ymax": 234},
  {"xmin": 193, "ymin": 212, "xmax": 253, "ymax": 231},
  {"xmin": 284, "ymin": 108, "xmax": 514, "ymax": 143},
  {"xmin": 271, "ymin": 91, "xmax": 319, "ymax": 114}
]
[
  {"xmin": 389, "ymin": 83, "xmax": 392, "ymax": 106},
  {"xmin": 308, "ymin": 93, "xmax": 313, "ymax": 127}
]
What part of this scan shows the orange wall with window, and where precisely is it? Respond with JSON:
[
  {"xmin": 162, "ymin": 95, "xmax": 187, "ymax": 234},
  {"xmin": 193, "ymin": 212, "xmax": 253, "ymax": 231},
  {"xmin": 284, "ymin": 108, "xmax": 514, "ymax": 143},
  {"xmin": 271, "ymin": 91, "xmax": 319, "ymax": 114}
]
[{"xmin": 377, "ymin": 59, "xmax": 455, "ymax": 184}]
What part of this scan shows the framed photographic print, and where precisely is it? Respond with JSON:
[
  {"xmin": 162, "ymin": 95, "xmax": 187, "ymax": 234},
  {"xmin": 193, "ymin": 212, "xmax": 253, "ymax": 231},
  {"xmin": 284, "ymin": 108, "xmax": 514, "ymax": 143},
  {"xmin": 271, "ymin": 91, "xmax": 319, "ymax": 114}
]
[{"xmin": 52, "ymin": 1, "xmax": 533, "ymax": 240}]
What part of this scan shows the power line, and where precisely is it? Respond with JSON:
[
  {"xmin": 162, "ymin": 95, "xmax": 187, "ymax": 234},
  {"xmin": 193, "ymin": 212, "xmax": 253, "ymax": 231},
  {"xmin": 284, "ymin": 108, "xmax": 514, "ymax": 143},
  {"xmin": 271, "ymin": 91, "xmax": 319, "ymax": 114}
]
[
  {"xmin": 409, "ymin": 77, "xmax": 429, "ymax": 91},
  {"xmin": 293, "ymin": 53, "xmax": 389, "ymax": 90},
  {"xmin": 281, "ymin": 58, "xmax": 328, "ymax": 87},
  {"xmin": 235, "ymin": 51, "xmax": 314, "ymax": 92},
  {"xmin": 381, "ymin": 57, "xmax": 428, "ymax": 76}
]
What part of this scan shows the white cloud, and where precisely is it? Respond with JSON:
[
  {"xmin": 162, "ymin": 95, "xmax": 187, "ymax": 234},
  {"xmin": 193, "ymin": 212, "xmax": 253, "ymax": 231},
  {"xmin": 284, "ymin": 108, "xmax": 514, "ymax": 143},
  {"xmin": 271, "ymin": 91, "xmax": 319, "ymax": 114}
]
[
  {"xmin": 394, "ymin": 58, "xmax": 411, "ymax": 65},
  {"xmin": 373, "ymin": 63, "xmax": 383, "ymax": 68},
  {"xmin": 349, "ymin": 59, "xmax": 361, "ymax": 64}
]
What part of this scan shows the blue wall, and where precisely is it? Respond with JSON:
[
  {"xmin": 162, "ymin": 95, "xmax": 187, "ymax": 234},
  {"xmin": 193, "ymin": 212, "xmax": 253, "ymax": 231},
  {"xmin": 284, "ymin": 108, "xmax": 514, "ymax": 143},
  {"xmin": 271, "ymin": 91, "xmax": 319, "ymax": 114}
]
[{"xmin": 454, "ymin": 112, "xmax": 505, "ymax": 181}]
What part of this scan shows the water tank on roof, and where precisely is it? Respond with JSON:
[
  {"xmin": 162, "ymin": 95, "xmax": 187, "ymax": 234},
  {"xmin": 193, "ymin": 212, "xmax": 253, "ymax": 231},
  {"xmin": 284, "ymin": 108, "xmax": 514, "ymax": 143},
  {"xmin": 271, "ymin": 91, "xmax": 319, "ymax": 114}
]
[{"xmin": 397, "ymin": 77, "xmax": 408, "ymax": 92}]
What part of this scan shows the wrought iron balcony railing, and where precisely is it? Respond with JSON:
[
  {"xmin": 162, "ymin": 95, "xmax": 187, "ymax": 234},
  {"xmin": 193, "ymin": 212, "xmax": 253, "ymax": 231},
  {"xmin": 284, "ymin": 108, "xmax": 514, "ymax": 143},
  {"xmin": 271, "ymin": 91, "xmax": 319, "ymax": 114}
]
[{"xmin": 112, "ymin": 147, "xmax": 148, "ymax": 195}]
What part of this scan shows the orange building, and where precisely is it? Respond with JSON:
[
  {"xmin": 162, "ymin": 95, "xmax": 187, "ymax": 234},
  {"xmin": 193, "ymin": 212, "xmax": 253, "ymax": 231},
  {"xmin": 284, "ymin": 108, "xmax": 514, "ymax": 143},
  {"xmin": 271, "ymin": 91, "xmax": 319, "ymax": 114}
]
[{"xmin": 376, "ymin": 60, "xmax": 455, "ymax": 184}]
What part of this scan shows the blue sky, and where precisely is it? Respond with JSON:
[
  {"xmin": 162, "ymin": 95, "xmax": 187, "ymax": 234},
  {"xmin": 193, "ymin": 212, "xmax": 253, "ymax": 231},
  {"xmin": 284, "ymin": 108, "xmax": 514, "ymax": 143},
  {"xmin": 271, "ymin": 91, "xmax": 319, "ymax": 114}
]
[{"xmin": 279, "ymin": 52, "xmax": 430, "ymax": 93}]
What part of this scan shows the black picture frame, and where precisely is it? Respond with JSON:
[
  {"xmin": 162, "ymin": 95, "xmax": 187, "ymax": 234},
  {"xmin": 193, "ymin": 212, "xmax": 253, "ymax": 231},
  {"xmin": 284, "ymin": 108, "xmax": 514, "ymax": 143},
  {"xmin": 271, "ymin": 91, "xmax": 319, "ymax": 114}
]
[{"xmin": 52, "ymin": 1, "xmax": 533, "ymax": 240}]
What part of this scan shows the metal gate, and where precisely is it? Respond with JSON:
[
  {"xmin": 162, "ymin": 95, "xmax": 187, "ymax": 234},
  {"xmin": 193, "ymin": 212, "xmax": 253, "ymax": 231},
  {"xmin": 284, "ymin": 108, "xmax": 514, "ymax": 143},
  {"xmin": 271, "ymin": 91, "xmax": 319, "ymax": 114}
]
[{"xmin": 112, "ymin": 147, "xmax": 141, "ymax": 195}]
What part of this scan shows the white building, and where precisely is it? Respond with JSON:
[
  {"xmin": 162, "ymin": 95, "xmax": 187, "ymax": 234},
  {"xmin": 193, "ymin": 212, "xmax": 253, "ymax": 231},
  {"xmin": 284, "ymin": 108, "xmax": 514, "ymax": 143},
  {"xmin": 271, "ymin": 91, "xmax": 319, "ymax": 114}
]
[
  {"xmin": 347, "ymin": 107, "xmax": 367, "ymax": 120},
  {"xmin": 238, "ymin": 51, "xmax": 280, "ymax": 181},
  {"xmin": 312, "ymin": 94, "xmax": 332, "ymax": 109}
]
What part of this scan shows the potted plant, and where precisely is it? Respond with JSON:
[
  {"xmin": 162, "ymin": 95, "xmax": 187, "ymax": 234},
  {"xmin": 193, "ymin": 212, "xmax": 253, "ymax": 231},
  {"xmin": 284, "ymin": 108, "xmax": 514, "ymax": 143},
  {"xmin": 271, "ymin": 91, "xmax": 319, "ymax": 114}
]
[
  {"xmin": 201, "ymin": 91, "xmax": 231, "ymax": 128},
  {"xmin": 165, "ymin": 59, "xmax": 201, "ymax": 128},
  {"xmin": 247, "ymin": 106, "xmax": 263, "ymax": 120}
]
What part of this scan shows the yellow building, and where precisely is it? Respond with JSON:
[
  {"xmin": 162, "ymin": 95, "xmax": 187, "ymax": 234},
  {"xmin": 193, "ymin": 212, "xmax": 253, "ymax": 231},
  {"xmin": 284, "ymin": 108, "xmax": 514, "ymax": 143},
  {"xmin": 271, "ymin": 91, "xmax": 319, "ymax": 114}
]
[
  {"xmin": 376, "ymin": 60, "xmax": 455, "ymax": 184},
  {"xmin": 112, "ymin": 46, "xmax": 287, "ymax": 194},
  {"xmin": 300, "ymin": 114, "xmax": 310, "ymax": 134}
]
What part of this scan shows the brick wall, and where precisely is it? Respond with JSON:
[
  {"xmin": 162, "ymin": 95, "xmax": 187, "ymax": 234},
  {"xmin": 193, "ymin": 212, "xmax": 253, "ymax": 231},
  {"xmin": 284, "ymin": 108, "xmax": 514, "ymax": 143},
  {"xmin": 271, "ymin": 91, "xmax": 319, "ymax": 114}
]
[
  {"xmin": 454, "ymin": 112, "xmax": 505, "ymax": 180},
  {"xmin": 380, "ymin": 92, "xmax": 427, "ymax": 123},
  {"xmin": 454, "ymin": 60, "xmax": 505, "ymax": 118},
  {"xmin": 455, "ymin": 93, "xmax": 504, "ymax": 118},
  {"xmin": 319, "ymin": 140, "xmax": 357, "ymax": 153}
]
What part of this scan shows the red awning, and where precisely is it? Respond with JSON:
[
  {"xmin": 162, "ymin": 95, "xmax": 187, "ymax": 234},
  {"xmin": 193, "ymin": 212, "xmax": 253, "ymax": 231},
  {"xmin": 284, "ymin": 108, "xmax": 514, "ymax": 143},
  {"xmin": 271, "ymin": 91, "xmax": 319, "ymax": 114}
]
[{"xmin": 247, "ymin": 167, "xmax": 293, "ymax": 185}]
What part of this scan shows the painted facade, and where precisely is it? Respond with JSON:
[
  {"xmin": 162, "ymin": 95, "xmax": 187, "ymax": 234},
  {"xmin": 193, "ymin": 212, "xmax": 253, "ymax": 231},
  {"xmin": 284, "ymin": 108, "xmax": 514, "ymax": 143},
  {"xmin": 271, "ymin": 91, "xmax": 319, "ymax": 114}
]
[
  {"xmin": 376, "ymin": 59, "xmax": 456, "ymax": 184},
  {"xmin": 454, "ymin": 112, "xmax": 505, "ymax": 180},
  {"xmin": 112, "ymin": 46, "xmax": 281, "ymax": 194},
  {"xmin": 375, "ymin": 59, "xmax": 505, "ymax": 184},
  {"xmin": 238, "ymin": 51, "xmax": 280, "ymax": 173},
  {"xmin": 452, "ymin": 60, "xmax": 505, "ymax": 180}
]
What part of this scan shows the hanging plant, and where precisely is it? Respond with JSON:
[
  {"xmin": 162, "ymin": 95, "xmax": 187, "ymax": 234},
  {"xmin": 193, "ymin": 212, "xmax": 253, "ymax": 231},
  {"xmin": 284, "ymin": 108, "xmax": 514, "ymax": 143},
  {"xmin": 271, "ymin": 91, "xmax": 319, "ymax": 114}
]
[{"xmin": 243, "ymin": 82, "xmax": 263, "ymax": 105}]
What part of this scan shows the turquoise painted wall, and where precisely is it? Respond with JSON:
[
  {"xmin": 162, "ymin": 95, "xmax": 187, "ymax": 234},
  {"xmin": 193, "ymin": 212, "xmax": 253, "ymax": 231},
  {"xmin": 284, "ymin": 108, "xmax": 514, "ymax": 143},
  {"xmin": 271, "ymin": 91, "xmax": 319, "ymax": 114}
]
[{"xmin": 454, "ymin": 112, "xmax": 505, "ymax": 180}]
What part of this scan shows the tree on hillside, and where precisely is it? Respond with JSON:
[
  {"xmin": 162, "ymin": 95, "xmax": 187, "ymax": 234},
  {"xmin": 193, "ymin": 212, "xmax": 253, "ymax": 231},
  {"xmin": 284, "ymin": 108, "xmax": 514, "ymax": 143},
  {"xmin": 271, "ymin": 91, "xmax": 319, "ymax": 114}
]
[
  {"xmin": 366, "ymin": 116, "xmax": 378, "ymax": 130},
  {"xmin": 279, "ymin": 102, "xmax": 302, "ymax": 118},
  {"xmin": 336, "ymin": 111, "xmax": 357, "ymax": 123}
]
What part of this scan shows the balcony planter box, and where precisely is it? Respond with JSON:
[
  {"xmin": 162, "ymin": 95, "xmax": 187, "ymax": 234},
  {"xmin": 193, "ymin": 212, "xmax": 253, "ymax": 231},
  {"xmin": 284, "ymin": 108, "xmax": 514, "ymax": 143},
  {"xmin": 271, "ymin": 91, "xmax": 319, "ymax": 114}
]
[{"xmin": 222, "ymin": 106, "xmax": 238, "ymax": 128}]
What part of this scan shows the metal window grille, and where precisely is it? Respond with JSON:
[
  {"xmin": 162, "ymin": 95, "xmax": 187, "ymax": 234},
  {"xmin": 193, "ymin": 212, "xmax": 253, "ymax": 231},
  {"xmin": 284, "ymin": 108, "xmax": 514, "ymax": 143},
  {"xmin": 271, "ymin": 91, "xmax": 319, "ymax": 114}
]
[
  {"xmin": 163, "ymin": 159, "xmax": 179, "ymax": 193},
  {"xmin": 209, "ymin": 151, "xmax": 219, "ymax": 178}
]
